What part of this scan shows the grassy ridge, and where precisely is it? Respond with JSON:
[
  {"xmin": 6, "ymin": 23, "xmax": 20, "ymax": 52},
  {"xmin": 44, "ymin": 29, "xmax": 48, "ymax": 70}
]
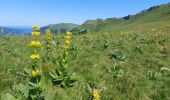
[{"xmin": 78, "ymin": 2, "xmax": 170, "ymax": 33}]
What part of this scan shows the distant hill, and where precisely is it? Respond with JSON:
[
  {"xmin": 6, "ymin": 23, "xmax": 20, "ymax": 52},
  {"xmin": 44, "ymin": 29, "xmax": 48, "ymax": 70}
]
[
  {"xmin": 40, "ymin": 23, "xmax": 79, "ymax": 33},
  {"xmin": 0, "ymin": 23, "xmax": 79, "ymax": 35},
  {"xmin": 0, "ymin": 27, "xmax": 31, "ymax": 35},
  {"xmin": 78, "ymin": 2, "xmax": 170, "ymax": 33}
]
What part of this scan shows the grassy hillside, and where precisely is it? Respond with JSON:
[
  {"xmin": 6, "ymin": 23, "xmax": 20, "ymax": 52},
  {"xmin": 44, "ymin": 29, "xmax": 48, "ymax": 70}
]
[
  {"xmin": 0, "ymin": 26, "xmax": 170, "ymax": 100},
  {"xmin": 0, "ymin": 2, "xmax": 170, "ymax": 100},
  {"xmin": 40, "ymin": 23, "xmax": 79, "ymax": 33},
  {"xmin": 78, "ymin": 2, "xmax": 170, "ymax": 33}
]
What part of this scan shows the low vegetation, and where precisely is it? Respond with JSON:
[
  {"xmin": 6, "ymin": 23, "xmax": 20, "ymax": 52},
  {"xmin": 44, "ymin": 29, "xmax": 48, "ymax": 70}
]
[{"xmin": 0, "ymin": 2, "xmax": 170, "ymax": 100}]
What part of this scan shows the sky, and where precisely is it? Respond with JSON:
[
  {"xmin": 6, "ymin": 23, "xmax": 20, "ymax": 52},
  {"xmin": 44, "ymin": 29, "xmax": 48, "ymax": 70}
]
[{"xmin": 0, "ymin": 0, "xmax": 170, "ymax": 26}]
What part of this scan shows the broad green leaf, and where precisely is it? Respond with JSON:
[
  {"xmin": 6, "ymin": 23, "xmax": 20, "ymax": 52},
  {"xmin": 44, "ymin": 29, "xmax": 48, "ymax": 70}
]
[{"xmin": 28, "ymin": 82, "xmax": 39, "ymax": 89}]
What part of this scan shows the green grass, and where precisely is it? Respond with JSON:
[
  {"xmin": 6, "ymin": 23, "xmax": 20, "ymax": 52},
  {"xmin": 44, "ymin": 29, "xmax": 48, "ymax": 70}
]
[
  {"xmin": 1, "ymin": 3, "xmax": 170, "ymax": 100},
  {"xmin": 0, "ymin": 25, "xmax": 170, "ymax": 100}
]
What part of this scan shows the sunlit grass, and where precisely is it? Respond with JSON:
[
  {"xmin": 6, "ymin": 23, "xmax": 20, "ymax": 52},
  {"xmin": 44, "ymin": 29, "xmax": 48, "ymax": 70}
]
[{"xmin": 0, "ymin": 26, "xmax": 170, "ymax": 99}]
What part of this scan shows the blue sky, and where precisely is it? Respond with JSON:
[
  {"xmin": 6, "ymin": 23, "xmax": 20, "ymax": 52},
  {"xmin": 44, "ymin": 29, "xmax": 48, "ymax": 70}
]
[{"xmin": 0, "ymin": 0, "xmax": 170, "ymax": 26}]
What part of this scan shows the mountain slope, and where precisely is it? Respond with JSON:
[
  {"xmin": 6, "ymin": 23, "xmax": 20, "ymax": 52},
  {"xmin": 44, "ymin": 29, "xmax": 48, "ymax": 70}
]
[
  {"xmin": 78, "ymin": 2, "xmax": 170, "ymax": 32},
  {"xmin": 40, "ymin": 23, "xmax": 79, "ymax": 33}
]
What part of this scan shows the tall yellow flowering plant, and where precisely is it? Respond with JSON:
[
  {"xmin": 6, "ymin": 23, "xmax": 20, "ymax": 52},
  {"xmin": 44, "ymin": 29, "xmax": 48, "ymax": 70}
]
[
  {"xmin": 29, "ymin": 25, "xmax": 42, "ymax": 99},
  {"xmin": 43, "ymin": 28, "xmax": 52, "ymax": 62},
  {"xmin": 49, "ymin": 31, "xmax": 77, "ymax": 87},
  {"xmin": 62, "ymin": 32, "xmax": 72, "ymax": 69},
  {"xmin": 29, "ymin": 25, "xmax": 41, "ymax": 77},
  {"xmin": 41, "ymin": 28, "xmax": 53, "ymax": 85},
  {"xmin": 1, "ymin": 25, "xmax": 58, "ymax": 100}
]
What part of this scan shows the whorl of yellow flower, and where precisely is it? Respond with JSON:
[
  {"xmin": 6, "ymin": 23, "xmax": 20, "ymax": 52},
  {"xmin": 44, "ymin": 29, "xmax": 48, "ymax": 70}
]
[
  {"xmin": 64, "ymin": 45, "xmax": 70, "ymax": 49},
  {"xmin": 45, "ymin": 34, "xmax": 51, "ymax": 40},
  {"xmin": 65, "ymin": 35, "xmax": 71, "ymax": 40},
  {"xmin": 45, "ymin": 29, "xmax": 51, "ymax": 33},
  {"xmin": 92, "ymin": 88, "xmax": 100, "ymax": 100},
  {"xmin": 30, "ymin": 54, "xmax": 40, "ymax": 60},
  {"xmin": 64, "ymin": 32, "xmax": 72, "ymax": 49},
  {"xmin": 45, "ymin": 29, "xmax": 51, "ymax": 40},
  {"xmin": 31, "ymin": 32, "xmax": 40, "ymax": 37},
  {"xmin": 31, "ymin": 69, "xmax": 40, "ymax": 76},
  {"xmin": 66, "ymin": 32, "xmax": 72, "ymax": 36},
  {"xmin": 29, "ymin": 41, "xmax": 41, "ymax": 48},
  {"xmin": 32, "ymin": 25, "xmax": 40, "ymax": 31},
  {"xmin": 65, "ymin": 40, "xmax": 70, "ymax": 45}
]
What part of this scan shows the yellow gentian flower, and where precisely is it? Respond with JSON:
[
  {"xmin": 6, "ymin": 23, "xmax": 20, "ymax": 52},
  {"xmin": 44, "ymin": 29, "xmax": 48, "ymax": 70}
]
[
  {"xmin": 29, "ymin": 41, "xmax": 41, "ymax": 48},
  {"xmin": 64, "ymin": 45, "xmax": 70, "ymax": 49},
  {"xmin": 92, "ymin": 88, "xmax": 100, "ymax": 100},
  {"xmin": 46, "ymin": 35, "xmax": 51, "ymax": 39},
  {"xmin": 65, "ymin": 36, "xmax": 71, "ymax": 40},
  {"xmin": 45, "ymin": 34, "xmax": 51, "ymax": 40},
  {"xmin": 65, "ymin": 40, "xmax": 70, "ymax": 45},
  {"xmin": 31, "ymin": 70, "xmax": 36, "ymax": 76},
  {"xmin": 45, "ymin": 29, "xmax": 51, "ymax": 33},
  {"xmin": 66, "ymin": 32, "xmax": 72, "ymax": 36},
  {"xmin": 45, "ymin": 29, "xmax": 51, "ymax": 40},
  {"xmin": 31, "ymin": 69, "xmax": 40, "ymax": 76},
  {"xmin": 32, "ymin": 25, "xmax": 40, "ymax": 31},
  {"xmin": 30, "ymin": 54, "xmax": 40, "ymax": 60},
  {"xmin": 31, "ymin": 32, "xmax": 40, "ymax": 37}
]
